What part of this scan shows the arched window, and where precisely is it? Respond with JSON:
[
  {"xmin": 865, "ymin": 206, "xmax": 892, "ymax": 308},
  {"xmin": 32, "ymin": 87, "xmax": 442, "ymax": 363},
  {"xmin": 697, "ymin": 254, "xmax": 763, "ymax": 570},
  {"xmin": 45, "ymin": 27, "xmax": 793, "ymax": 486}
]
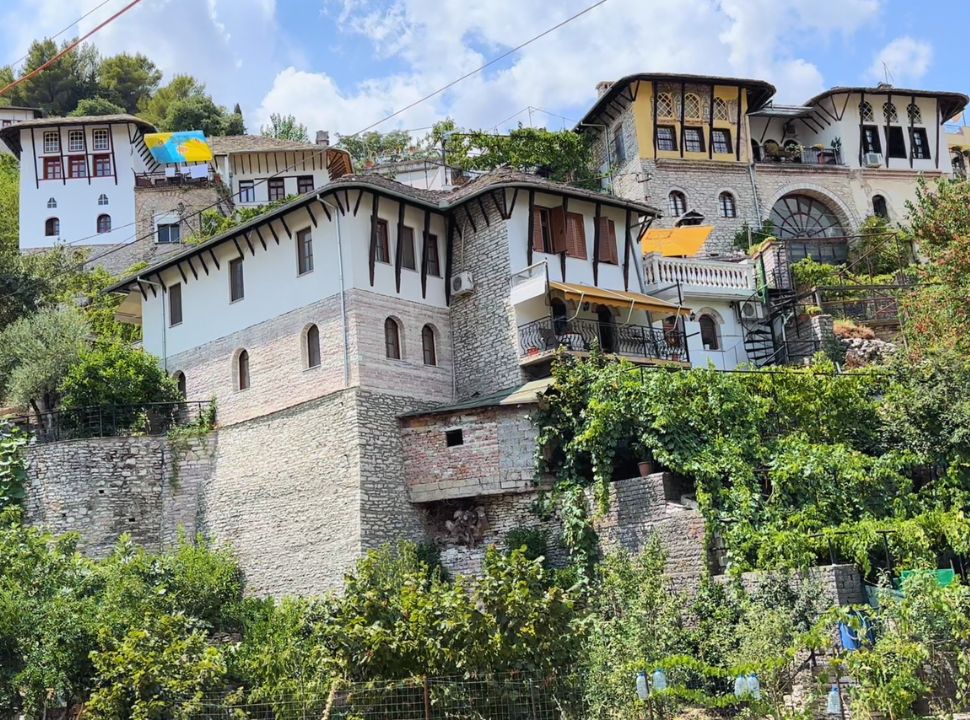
[
  {"xmin": 46, "ymin": 197, "xmax": 57, "ymax": 209},
  {"xmin": 305, "ymin": 324, "xmax": 321, "ymax": 368},
  {"xmin": 173, "ymin": 371, "xmax": 186, "ymax": 398},
  {"xmin": 713, "ymin": 97, "xmax": 730, "ymax": 121},
  {"xmin": 98, "ymin": 193, "xmax": 109, "ymax": 206},
  {"xmin": 872, "ymin": 195, "xmax": 889, "ymax": 220},
  {"xmin": 718, "ymin": 192, "xmax": 737, "ymax": 218},
  {"xmin": 683, "ymin": 93, "xmax": 701, "ymax": 119},
  {"xmin": 668, "ymin": 191, "xmax": 687, "ymax": 217},
  {"xmin": 236, "ymin": 349, "xmax": 250, "ymax": 390},
  {"xmin": 768, "ymin": 194, "xmax": 845, "ymax": 239},
  {"xmin": 883, "ymin": 102, "xmax": 898, "ymax": 124},
  {"xmin": 45, "ymin": 217, "xmax": 59, "ymax": 237},
  {"xmin": 698, "ymin": 314, "xmax": 719, "ymax": 350},
  {"xmin": 384, "ymin": 318, "xmax": 401, "ymax": 360},
  {"xmin": 859, "ymin": 101, "xmax": 874, "ymax": 122},
  {"xmin": 421, "ymin": 324, "xmax": 437, "ymax": 366},
  {"xmin": 906, "ymin": 103, "xmax": 922, "ymax": 124},
  {"xmin": 96, "ymin": 214, "xmax": 111, "ymax": 234},
  {"xmin": 656, "ymin": 92, "xmax": 675, "ymax": 118}
]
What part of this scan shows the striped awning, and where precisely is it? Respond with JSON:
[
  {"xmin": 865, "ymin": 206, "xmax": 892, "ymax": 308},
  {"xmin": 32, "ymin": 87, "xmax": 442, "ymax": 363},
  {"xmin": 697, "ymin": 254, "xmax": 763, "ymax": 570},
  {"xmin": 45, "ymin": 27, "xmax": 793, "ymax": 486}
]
[{"xmin": 548, "ymin": 281, "xmax": 689, "ymax": 316}]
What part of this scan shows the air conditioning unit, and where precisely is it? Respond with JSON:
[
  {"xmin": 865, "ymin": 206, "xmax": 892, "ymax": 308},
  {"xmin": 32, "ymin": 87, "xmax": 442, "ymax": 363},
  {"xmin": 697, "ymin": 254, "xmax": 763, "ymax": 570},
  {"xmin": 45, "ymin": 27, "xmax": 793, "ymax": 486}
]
[
  {"xmin": 864, "ymin": 152, "xmax": 883, "ymax": 168},
  {"xmin": 738, "ymin": 300, "xmax": 765, "ymax": 320},
  {"xmin": 450, "ymin": 271, "xmax": 475, "ymax": 297}
]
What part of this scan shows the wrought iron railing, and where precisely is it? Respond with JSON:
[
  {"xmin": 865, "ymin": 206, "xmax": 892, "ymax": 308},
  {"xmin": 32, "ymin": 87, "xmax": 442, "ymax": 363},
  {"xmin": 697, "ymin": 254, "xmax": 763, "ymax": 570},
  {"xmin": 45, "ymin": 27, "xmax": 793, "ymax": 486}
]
[
  {"xmin": 10, "ymin": 400, "xmax": 214, "ymax": 444},
  {"xmin": 518, "ymin": 317, "xmax": 688, "ymax": 363},
  {"xmin": 756, "ymin": 146, "xmax": 844, "ymax": 166}
]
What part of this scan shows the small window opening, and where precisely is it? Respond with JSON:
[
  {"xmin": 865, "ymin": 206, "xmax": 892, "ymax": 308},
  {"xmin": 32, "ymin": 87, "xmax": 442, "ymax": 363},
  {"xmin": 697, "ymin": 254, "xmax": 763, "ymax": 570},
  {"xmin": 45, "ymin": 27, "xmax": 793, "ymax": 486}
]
[{"xmin": 445, "ymin": 429, "xmax": 464, "ymax": 447}]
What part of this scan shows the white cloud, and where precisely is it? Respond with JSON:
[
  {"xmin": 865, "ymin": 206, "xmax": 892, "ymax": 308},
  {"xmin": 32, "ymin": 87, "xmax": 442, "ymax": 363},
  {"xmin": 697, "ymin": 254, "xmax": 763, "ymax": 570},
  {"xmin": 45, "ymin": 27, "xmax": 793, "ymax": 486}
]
[
  {"xmin": 256, "ymin": 0, "xmax": 884, "ymax": 136},
  {"xmin": 867, "ymin": 37, "xmax": 933, "ymax": 85}
]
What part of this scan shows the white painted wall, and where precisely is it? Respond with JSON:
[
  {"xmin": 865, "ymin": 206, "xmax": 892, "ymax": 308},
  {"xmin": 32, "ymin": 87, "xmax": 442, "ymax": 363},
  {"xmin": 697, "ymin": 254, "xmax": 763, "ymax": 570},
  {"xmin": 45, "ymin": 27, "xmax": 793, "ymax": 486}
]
[
  {"xmin": 683, "ymin": 299, "xmax": 749, "ymax": 370},
  {"xmin": 18, "ymin": 122, "xmax": 149, "ymax": 248},
  {"xmin": 215, "ymin": 150, "xmax": 331, "ymax": 207},
  {"xmin": 0, "ymin": 108, "xmax": 39, "ymax": 155},
  {"xmin": 140, "ymin": 190, "xmax": 449, "ymax": 360}
]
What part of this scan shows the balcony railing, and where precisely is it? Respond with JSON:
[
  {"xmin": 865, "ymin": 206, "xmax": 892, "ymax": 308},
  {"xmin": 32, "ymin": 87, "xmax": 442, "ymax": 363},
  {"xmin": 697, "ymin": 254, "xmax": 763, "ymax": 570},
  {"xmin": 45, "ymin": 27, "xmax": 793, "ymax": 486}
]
[
  {"xmin": 135, "ymin": 167, "xmax": 216, "ymax": 188},
  {"xmin": 518, "ymin": 317, "xmax": 688, "ymax": 363},
  {"xmin": 644, "ymin": 254, "xmax": 755, "ymax": 296},
  {"xmin": 756, "ymin": 146, "xmax": 844, "ymax": 166},
  {"xmin": 10, "ymin": 400, "xmax": 214, "ymax": 444}
]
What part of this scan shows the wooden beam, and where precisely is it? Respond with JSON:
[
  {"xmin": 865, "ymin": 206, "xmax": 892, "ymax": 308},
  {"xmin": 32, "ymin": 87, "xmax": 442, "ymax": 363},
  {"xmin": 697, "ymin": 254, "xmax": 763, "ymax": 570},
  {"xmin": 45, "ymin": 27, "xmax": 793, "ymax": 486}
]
[
  {"xmin": 268, "ymin": 222, "xmax": 280, "ymax": 245},
  {"xmin": 279, "ymin": 214, "xmax": 292, "ymax": 237},
  {"xmin": 394, "ymin": 201, "xmax": 405, "ymax": 293},
  {"xmin": 593, "ymin": 202, "xmax": 602, "ymax": 286},
  {"xmin": 708, "ymin": 84, "xmax": 715, "ymax": 160},
  {"xmin": 651, "ymin": 80, "xmax": 658, "ymax": 159},
  {"xmin": 526, "ymin": 190, "xmax": 535, "ymax": 266},
  {"xmin": 333, "ymin": 192, "xmax": 346, "ymax": 215},
  {"xmin": 305, "ymin": 206, "xmax": 317, "ymax": 228},
  {"xmin": 353, "ymin": 189, "xmax": 364, "ymax": 216},
  {"xmin": 909, "ymin": 94, "xmax": 915, "ymax": 169},
  {"xmin": 137, "ymin": 281, "xmax": 148, "ymax": 301},
  {"xmin": 477, "ymin": 196, "xmax": 490, "ymax": 226},
  {"xmin": 318, "ymin": 198, "xmax": 332, "ymax": 222},
  {"xmin": 859, "ymin": 91, "xmax": 866, "ymax": 167},
  {"xmin": 444, "ymin": 214, "xmax": 454, "ymax": 305},
  {"xmin": 884, "ymin": 92, "xmax": 892, "ymax": 169},
  {"xmin": 243, "ymin": 233, "xmax": 255, "ymax": 256},
  {"xmin": 198, "ymin": 253, "xmax": 209, "ymax": 275},
  {"xmin": 679, "ymin": 81, "xmax": 686, "ymax": 158},
  {"xmin": 462, "ymin": 204, "xmax": 477, "ymax": 233},
  {"xmin": 177, "ymin": 263, "xmax": 188, "ymax": 284},
  {"xmin": 507, "ymin": 188, "xmax": 519, "ymax": 216},
  {"xmin": 208, "ymin": 249, "xmax": 220, "ymax": 271},
  {"xmin": 623, "ymin": 208, "xmax": 632, "ymax": 291},
  {"xmin": 255, "ymin": 226, "xmax": 268, "ymax": 250},
  {"xmin": 187, "ymin": 257, "xmax": 198, "ymax": 280},
  {"xmin": 735, "ymin": 85, "xmax": 743, "ymax": 161},
  {"xmin": 232, "ymin": 236, "xmax": 244, "ymax": 258},
  {"xmin": 369, "ymin": 193, "xmax": 379, "ymax": 286},
  {"xmin": 838, "ymin": 92, "xmax": 850, "ymax": 121},
  {"xmin": 935, "ymin": 98, "xmax": 941, "ymax": 169},
  {"xmin": 420, "ymin": 210, "xmax": 430, "ymax": 299}
]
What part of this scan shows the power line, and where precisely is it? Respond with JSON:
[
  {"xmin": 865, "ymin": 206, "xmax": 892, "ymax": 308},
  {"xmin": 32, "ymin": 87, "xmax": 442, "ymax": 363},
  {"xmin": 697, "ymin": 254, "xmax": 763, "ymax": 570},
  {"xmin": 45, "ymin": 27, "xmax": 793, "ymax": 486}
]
[
  {"xmin": 0, "ymin": 0, "xmax": 144, "ymax": 99},
  {"xmin": 351, "ymin": 0, "xmax": 610, "ymax": 136},
  {"xmin": 4, "ymin": 0, "xmax": 118, "ymax": 71},
  {"xmin": 1, "ymin": 0, "xmax": 612, "ymax": 302}
]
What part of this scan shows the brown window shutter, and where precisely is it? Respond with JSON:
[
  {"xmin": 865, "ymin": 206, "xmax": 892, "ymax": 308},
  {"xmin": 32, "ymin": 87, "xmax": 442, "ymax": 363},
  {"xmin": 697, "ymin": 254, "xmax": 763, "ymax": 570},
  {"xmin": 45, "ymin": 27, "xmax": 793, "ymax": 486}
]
[
  {"xmin": 607, "ymin": 220, "xmax": 618, "ymax": 263},
  {"xmin": 532, "ymin": 207, "xmax": 544, "ymax": 252},
  {"xmin": 550, "ymin": 207, "xmax": 567, "ymax": 253},
  {"xmin": 567, "ymin": 212, "xmax": 587, "ymax": 259},
  {"xmin": 597, "ymin": 218, "xmax": 618, "ymax": 263}
]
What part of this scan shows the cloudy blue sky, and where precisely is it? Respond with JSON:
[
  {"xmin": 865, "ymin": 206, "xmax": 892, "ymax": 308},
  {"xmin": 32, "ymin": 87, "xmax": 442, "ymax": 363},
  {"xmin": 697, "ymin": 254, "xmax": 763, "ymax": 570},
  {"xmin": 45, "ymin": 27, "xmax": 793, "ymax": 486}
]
[{"xmin": 1, "ymin": 0, "xmax": 967, "ymax": 138}]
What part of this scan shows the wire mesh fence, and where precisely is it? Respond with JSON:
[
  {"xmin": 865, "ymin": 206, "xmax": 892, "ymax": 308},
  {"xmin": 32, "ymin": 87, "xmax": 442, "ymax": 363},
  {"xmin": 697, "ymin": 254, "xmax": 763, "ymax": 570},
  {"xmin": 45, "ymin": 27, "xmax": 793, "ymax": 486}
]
[{"xmin": 192, "ymin": 673, "xmax": 585, "ymax": 720}]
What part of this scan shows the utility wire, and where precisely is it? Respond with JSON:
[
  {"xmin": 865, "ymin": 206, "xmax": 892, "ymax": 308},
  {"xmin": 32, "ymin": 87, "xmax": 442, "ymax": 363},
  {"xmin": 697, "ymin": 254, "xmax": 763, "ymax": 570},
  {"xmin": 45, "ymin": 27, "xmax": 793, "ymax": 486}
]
[
  {"xmin": 0, "ymin": 0, "xmax": 144, "ymax": 99},
  {"xmin": 4, "ymin": 0, "xmax": 118, "ymax": 72}
]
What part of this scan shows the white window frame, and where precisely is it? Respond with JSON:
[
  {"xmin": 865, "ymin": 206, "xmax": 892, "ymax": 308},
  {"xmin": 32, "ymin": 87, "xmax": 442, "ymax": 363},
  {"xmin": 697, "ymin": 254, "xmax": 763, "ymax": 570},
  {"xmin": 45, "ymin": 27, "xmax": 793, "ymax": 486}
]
[
  {"xmin": 67, "ymin": 129, "xmax": 84, "ymax": 153},
  {"xmin": 43, "ymin": 131, "xmax": 60, "ymax": 154},
  {"xmin": 92, "ymin": 128, "xmax": 110, "ymax": 151}
]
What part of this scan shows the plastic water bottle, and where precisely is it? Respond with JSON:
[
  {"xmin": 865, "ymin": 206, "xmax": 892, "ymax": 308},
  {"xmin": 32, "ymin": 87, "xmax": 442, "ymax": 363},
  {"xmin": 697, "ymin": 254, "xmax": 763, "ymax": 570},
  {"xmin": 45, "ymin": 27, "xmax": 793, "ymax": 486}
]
[
  {"xmin": 651, "ymin": 669, "xmax": 668, "ymax": 692},
  {"xmin": 826, "ymin": 685, "xmax": 842, "ymax": 716},
  {"xmin": 636, "ymin": 672, "xmax": 649, "ymax": 701}
]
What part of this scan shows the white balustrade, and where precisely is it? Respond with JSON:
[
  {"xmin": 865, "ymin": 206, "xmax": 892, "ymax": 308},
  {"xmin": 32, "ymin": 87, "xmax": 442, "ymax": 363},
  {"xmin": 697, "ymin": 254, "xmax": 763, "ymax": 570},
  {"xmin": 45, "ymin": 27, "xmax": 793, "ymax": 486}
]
[{"xmin": 644, "ymin": 253, "xmax": 755, "ymax": 294}]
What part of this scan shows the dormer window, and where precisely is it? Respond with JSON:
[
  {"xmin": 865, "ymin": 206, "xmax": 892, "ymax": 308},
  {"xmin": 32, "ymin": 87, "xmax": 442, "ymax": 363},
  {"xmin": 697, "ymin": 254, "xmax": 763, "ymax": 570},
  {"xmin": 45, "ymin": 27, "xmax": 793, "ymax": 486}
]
[{"xmin": 43, "ymin": 131, "xmax": 60, "ymax": 154}]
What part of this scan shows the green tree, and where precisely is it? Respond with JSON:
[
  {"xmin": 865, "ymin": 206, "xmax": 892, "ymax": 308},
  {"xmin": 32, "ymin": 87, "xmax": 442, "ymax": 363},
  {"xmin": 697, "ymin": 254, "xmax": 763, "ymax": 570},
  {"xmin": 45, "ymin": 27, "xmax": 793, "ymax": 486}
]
[
  {"xmin": 0, "ymin": 307, "xmax": 89, "ymax": 412},
  {"xmin": 138, "ymin": 74, "xmax": 206, "ymax": 126},
  {"xmin": 0, "ymin": 155, "xmax": 18, "ymax": 253},
  {"xmin": 70, "ymin": 96, "xmax": 127, "ymax": 117},
  {"xmin": 58, "ymin": 342, "xmax": 180, "ymax": 411},
  {"xmin": 226, "ymin": 102, "xmax": 245, "ymax": 135},
  {"xmin": 260, "ymin": 113, "xmax": 309, "ymax": 142},
  {"xmin": 7, "ymin": 39, "xmax": 99, "ymax": 115},
  {"xmin": 160, "ymin": 95, "xmax": 230, "ymax": 136},
  {"xmin": 97, "ymin": 53, "xmax": 161, "ymax": 113},
  {"xmin": 337, "ymin": 129, "xmax": 413, "ymax": 167}
]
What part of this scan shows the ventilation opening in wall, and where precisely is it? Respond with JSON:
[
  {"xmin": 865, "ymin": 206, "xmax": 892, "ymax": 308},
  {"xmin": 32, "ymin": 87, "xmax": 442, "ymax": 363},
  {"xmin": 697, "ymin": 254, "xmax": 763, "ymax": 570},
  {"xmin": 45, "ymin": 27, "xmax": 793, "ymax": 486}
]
[{"xmin": 445, "ymin": 429, "xmax": 464, "ymax": 447}]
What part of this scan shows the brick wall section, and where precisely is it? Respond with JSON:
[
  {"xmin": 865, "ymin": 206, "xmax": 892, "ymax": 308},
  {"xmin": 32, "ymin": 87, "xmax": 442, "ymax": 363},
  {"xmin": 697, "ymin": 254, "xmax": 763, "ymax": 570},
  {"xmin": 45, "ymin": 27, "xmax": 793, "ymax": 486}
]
[
  {"xmin": 24, "ymin": 435, "xmax": 211, "ymax": 558},
  {"xmin": 167, "ymin": 289, "xmax": 453, "ymax": 426},
  {"xmin": 401, "ymin": 406, "xmax": 536, "ymax": 502},
  {"xmin": 450, "ymin": 200, "xmax": 527, "ymax": 399},
  {"xmin": 201, "ymin": 389, "xmax": 363, "ymax": 597}
]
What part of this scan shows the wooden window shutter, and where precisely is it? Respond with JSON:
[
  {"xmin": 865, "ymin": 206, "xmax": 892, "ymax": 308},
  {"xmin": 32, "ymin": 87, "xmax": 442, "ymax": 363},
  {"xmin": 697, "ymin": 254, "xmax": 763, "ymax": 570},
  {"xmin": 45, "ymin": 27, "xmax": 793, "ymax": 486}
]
[
  {"xmin": 566, "ymin": 212, "xmax": 587, "ymax": 259},
  {"xmin": 597, "ymin": 218, "xmax": 618, "ymax": 263},
  {"xmin": 550, "ymin": 207, "xmax": 567, "ymax": 253},
  {"xmin": 532, "ymin": 207, "xmax": 544, "ymax": 252}
]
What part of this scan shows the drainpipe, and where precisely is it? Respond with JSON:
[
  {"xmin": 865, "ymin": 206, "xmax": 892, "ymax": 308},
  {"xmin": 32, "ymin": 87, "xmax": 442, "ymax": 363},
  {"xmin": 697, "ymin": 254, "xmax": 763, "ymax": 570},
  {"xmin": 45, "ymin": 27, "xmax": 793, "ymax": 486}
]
[
  {"xmin": 320, "ymin": 197, "xmax": 350, "ymax": 387},
  {"xmin": 138, "ymin": 276, "xmax": 167, "ymax": 371}
]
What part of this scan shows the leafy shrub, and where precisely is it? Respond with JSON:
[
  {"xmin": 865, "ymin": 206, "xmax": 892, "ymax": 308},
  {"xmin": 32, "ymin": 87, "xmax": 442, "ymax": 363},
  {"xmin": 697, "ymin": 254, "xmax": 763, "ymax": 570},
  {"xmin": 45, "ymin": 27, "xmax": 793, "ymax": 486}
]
[{"xmin": 59, "ymin": 342, "xmax": 181, "ymax": 412}]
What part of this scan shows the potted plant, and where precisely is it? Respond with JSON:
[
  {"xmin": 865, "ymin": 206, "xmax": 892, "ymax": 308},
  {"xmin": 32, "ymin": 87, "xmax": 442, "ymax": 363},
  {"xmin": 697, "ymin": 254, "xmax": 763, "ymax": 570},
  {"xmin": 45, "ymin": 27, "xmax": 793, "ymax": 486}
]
[{"xmin": 633, "ymin": 441, "xmax": 656, "ymax": 476}]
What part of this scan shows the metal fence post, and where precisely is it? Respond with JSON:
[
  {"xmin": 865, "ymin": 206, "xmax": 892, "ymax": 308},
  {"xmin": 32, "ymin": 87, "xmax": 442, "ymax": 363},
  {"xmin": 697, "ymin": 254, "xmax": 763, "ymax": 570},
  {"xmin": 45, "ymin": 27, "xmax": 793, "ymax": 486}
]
[{"xmin": 423, "ymin": 676, "xmax": 432, "ymax": 720}]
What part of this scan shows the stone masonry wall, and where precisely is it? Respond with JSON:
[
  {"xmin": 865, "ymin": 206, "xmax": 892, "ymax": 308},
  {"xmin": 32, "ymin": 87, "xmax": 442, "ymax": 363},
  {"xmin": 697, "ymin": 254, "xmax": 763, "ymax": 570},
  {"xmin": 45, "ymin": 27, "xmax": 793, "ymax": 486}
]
[
  {"xmin": 401, "ymin": 405, "xmax": 536, "ymax": 502},
  {"xmin": 201, "ymin": 388, "xmax": 362, "ymax": 597},
  {"xmin": 450, "ymin": 200, "xmax": 527, "ymax": 399},
  {"xmin": 25, "ymin": 435, "xmax": 212, "ymax": 558}
]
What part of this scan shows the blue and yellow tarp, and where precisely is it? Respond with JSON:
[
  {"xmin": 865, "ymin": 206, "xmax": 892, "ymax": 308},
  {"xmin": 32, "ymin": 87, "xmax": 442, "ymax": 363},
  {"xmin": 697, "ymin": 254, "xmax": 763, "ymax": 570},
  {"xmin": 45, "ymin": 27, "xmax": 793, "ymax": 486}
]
[{"xmin": 144, "ymin": 131, "xmax": 213, "ymax": 164}]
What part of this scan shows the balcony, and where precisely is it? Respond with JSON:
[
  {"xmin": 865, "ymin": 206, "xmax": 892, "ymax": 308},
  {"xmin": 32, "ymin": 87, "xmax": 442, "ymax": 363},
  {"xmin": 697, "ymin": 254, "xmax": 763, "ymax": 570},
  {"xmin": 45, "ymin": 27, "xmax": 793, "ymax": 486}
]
[
  {"xmin": 135, "ymin": 166, "xmax": 216, "ymax": 188},
  {"xmin": 518, "ymin": 316, "xmax": 688, "ymax": 365},
  {"xmin": 643, "ymin": 253, "xmax": 755, "ymax": 299},
  {"xmin": 755, "ymin": 144, "xmax": 844, "ymax": 166}
]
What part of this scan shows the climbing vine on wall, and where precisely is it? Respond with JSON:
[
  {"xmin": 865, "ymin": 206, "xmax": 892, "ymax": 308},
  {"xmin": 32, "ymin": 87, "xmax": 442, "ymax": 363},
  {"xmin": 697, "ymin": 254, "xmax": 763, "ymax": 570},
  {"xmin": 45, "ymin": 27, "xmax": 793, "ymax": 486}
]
[
  {"xmin": 0, "ymin": 421, "xmax": 28, "ymax": 511},
  {"xmin": 533, "ymin": 351, "xmax": 970, "ymax": 575}
]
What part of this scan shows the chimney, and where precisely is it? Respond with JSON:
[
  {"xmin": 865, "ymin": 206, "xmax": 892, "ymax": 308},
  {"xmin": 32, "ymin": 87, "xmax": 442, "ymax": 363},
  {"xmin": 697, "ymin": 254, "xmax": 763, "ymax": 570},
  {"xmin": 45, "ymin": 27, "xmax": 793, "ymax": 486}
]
[
  {"xmin": 315, "ymin": 130, "xmax": 330, "ymax": 147},
  {"xmin": 596, "ymin": 81, "xmax": 614, "ymax": 98}
]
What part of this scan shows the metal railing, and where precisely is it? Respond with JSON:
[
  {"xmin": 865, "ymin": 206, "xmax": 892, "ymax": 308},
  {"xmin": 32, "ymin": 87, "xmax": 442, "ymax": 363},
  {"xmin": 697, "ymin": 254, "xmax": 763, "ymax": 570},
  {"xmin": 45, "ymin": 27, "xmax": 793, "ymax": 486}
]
[
  {"xmin": 10, "ymin": 400, "xmax": 214, "ymax": 444},
  {"xmin": 134, "ymin": 167, "xmax": 216, "ymax": 188},
  {"xmin": 518, "ymin": 317, "xmax": 688, "ymax": 363},
  {"xmin": 756, "ymin": 146, "xmax": 844, "ymax": 166}
]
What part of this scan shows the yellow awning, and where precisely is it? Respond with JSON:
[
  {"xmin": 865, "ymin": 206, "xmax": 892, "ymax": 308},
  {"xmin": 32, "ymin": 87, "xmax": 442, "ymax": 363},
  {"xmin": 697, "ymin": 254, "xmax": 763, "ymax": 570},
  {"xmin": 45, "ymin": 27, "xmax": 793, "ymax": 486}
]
[
  {"xmin": 641, "ymin": 226, "xmax": 713, "ymax": 257},
  {"xmin": 548, "ymin": 281, "xmax": 689, "ymax": 316}
]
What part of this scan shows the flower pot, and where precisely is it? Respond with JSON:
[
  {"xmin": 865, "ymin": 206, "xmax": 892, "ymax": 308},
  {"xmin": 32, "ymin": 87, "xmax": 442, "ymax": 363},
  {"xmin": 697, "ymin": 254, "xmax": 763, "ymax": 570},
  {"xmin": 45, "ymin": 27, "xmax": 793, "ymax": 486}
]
[{"xmin": 638, "ymin": 460, "xmax": 655, "ymax": 476}]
